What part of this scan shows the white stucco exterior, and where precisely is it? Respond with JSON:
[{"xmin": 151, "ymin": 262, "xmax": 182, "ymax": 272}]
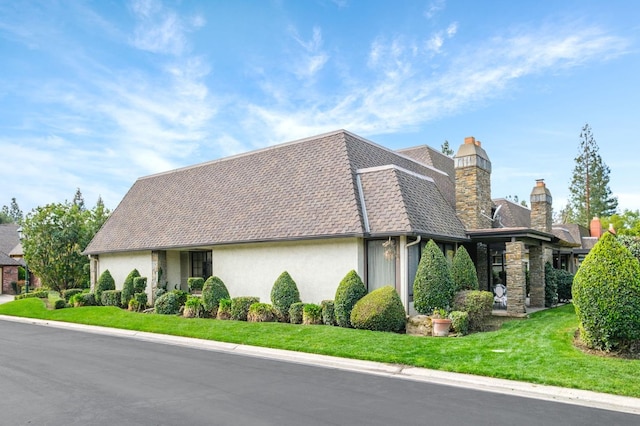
[
  {"xmin": 211, "ymin": 237, "xmax": 365, "ymax": 304},
  {"xmin": 96, "ymin": 251, "xmax": 153, "ymax": 295}
]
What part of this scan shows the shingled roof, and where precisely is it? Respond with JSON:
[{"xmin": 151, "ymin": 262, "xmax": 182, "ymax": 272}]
[
  {"xmin": 493, "ymin": 198, "xmax": 532, "ymax": 228},
  {"xmin": 85, "ymin": 130, "xmax": 467, "ymax": 254}
]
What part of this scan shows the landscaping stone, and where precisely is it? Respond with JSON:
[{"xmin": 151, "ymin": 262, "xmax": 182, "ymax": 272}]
[{"xmin": 406, "ymin": 315, "xmax": 432, "ymax": 336}]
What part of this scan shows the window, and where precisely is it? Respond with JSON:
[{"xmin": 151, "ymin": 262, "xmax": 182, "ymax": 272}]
[
  {"xmin": 191, "ymin": 251, "xmax": 212, "ymax": 279},
  {"xmin": 367, "ymin": 240, "xmax": 396, "ymax": 292}
]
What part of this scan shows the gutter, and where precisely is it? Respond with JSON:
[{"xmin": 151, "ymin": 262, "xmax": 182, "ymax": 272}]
[{"xmin": 355, "ymin": 173, "xmax": 370, "ymax": 233}]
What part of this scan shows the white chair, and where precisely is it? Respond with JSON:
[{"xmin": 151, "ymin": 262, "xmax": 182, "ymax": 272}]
[{"xmin": 494, "ymin": 284, "xmax": 507, "ymax": 308}]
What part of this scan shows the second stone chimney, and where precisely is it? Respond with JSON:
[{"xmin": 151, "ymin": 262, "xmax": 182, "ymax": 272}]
[
  {"xmin": 454, "ymin": 136, "xmax": 492, "ymax": 229},
  {"xmin": 530, "ymin": 179, "xmax": 552, "ymax": 233}
]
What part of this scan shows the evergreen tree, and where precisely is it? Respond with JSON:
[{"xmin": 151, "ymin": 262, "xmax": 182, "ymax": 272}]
[
  {"xmin": 72, "ymin": 188, "xmax": 86, "ymax": 211},
  {"xmin": 567, "ymin": 124, "xmax": 618, "ymax": 226},
  {"xmin": 1, "ymin": 198, "xmax": 23, "ymax": 223},
  {"xmin": 441, "ymin": 140, "xmax": 454, "ymax": 156}
]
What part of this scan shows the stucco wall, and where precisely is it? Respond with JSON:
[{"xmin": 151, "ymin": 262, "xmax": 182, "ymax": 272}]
[
  {"xmin": 212, "ymin": 238, "xmax": 365, "ymax": 304},
  {"xmin": 97, "ymin": 251, "xmax": 153, "ymax": 294}
]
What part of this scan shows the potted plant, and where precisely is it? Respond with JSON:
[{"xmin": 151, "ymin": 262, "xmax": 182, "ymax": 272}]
[{"xmin": 431, "ymin": 308, "xmax": 452, "ymax": 337}]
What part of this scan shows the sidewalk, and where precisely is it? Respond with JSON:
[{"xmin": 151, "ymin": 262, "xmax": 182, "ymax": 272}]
[
  {"xmin": 0, "ymin": 313, "xmax": 638, "ymax": 416},
  {"xmin": 0, "ymin": 294, "xmax": 14, "ymax": 304}
]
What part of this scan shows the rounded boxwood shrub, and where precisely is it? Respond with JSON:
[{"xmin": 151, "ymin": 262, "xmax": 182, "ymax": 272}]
[
  {"xmin": 95, "ymin": 270, "xmax": 115, "ymax": 305},
  {"xmin": 188, "ymin": 277, "xmax": 205, "ymax": 293},
  {"xmin": 334, "ymin": 270, "xmax": 367, "ymax": 328},
  {"xmin": 230, "ymin": 296, "xmax": 259, "ymax": 321},
  {"xmin": 216, "ymin": 298, "xmax": 232, "ymax": 320},
  {"xmin": 451, "ymin": 246, "xmax": 478, "ymax": 292},
  {"xmin": 154, "ymin": 292, "xmax": 181, "ymax": 315},
  {"xmin": 133, "ymin": 276, "xmax": 147, "ymax": 295},
  {"xmin": 62, "ymin": 288, "xmax": 83, "ymax": 302},
  {"xmin": 452, "ymin": 290, "xmax": 493, "ymax": 332},
  {"xmin": 71, "ymin": 292, "xmax": 96, "ymax": 307},
  {"xmin": 449, "ymin": 311, "xmax": 469, "ymax": 335},
  {"xmin": 288, "ymin": 302, "xmax": 304, "ymax": 324},
  {"xmin": 247, "ymin": 303, "xmax": 277, "ymax": 323},
  {"xmin": 54, "ymin": 299, "xmax": 68, "ymax": 310},
  {"xmin": 573, "ymin": 232, "xmax": 640, "ymax": 350},
  {"xmin": 321, "ymin": 300, "xmax": 336, "ymax": 326},
  {"xmin": 350, "ymin": 286, "xmax": 406, "ymax": 333},
  {"xmin": 413, "ymin": 239, "xmax": 455, "ymax": 314},
  {"xmin": 171, "ymin": 290, "xmax": 189, "ymax": 308},
  {"xmin": 183, "ymin": 295, "xmax": 206, "ymax": 318},
  {"xmin": 303, "ymin": 303, "xmax": 323, "ymax": 325},
  {"xmin": 270, "ymin": 271, "xmax": 301, "ymax": 321},
  {"xmin": 101, "ymin": 290, "xmax": 122, "ymax": 307},
  {"xmin": 121, "ymin": 269, "xmax": 140, "ymax": 307},
  {"xmin": 202, "ymin": 276, "xmax": 230, "ymax": 314}
]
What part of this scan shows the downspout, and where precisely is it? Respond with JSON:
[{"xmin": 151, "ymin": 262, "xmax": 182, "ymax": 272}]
[
  {"xmin": 406, "ymin": 235, "xmax": 421, "ymax": 248},
  {"xmin": 404, "ymin": 236, "xmax": 421, "ymax": 314},
  {"xmin": 356, "ymin": 173, "xmax": 370, "ymax": 233}
]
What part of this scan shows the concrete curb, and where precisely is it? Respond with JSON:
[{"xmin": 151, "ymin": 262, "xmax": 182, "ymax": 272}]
[{"xmin": 2, "ymin": 314, "xmax": 639, "ymax": 416}]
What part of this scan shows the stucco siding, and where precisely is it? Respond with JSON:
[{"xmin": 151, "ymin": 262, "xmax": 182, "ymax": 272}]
[
  {"xmin": 97, "ymin": 251, "xmax": 152, "ymax": 293},
  {"xmin": 212, "ymin": 238, "xmax": 364, "ymax": 304}
]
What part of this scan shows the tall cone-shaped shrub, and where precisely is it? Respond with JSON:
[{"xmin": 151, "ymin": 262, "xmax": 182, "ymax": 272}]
[
  {"xmin": 95, "ymin": 269, "xmax": 115, "ymax": 305},
  {"xmin": 451, "ymin": 246, "xmax": 478, "ymax": 292},
  {"xmin": 270, "ymin": 271, "xmax": 301, "ymax": 320},
  {"xmin": 413, "ymin": 239, "xmax": 454, "ymax": 314},
  {"xmin": 334, "ymin": 270, "xmax": 367, "ymax": 328},
  {"xmin": 121, "ymin": 268, "xmax": 140, "ymax": 306},
  {"xmin": 573, "ymin": 232, "xmax": 640, "ymax": 350}
]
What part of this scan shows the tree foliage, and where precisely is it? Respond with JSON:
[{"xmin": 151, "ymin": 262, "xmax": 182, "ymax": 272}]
[
  {"xmin": 601, "ymin": 209, "xmax": 640, "ymax": 236},
  {"xmin": 1, "ymin": 198, "xmax": 23, "ymax": 224},
  {"xmin": 441, "ymin": 140, "xmax": 454, "ymax": 156},
  {"xmin": 334, "ymin": 270, "xmax": 367, "ymax": 328},
  {"xmin": 413, "ymin": 239, "xmax": 454, "ymax": 314},
  {"xmin": 20, "ymin": 191, "xmax": 110, "ymax": 292},
  {"xmin": 451, "ymin": 246, "xmax": 478, "ymax": 292},
  {"xmin": 565, "ymin": 124, "xmax": 618, "ymax": 226}
]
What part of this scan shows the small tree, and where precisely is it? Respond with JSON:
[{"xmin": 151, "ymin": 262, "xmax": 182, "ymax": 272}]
[
  {"xmin": 121, "ymin": 269, "xmax": 140, "ymax": 307},
  {"xmin": 413, "ymin": 239, "xmax": 455, "ymax": 314},
  {"xmin": 201, "ymin": 276, "xmax": 230, "ymax": 315},
  {"xmin": 573, "ymin": 232, "xmax": 640, "ymax": 350},
  {"xmin": 270, "ymin": 271, "xmax": 301, "ymax": 321},
  {"xmin": 95, "ymin": 270, "xmax": 115, "ymax": 304},
  {"xmin": 451, "ymin": 246, "xmax": 478, "ymax": 292},
  {"xmin": 334, "ymin": 270, "xmax": 367, "ymax": 328}
]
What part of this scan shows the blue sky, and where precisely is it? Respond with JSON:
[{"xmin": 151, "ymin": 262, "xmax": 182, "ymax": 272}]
[{"xmin": 1, "ymin": 0, "xmax": 639, "ymax": 217}]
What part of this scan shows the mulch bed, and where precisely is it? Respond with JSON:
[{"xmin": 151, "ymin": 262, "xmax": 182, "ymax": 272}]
[{"xmin": 573, "ymin": 329, "xmax": 640, "ymax": 360}]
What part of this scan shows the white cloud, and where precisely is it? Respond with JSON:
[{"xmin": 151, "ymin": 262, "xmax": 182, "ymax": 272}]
[
  {"xmin": 289, "ymin": 26, "xmax": 330, "ymax": 79},
  {"xmin": 424, "ymin": 0, "xmax": 446, "ymax": 19}
]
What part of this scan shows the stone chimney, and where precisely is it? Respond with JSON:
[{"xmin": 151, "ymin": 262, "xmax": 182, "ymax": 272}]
[
  {"xmin": 530, "ymin": 179, "xmax": 552, "ymax": 233},
  {"xmin": 454, "ymin": 136, "xmax": 492, "ymax": 229},
  {"xmin": 590, "ymin": 217, "xmax": 603, "ymax": 238}
]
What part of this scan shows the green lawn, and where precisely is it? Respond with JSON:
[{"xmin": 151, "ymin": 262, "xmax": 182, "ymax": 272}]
[{"xmin": 1, "ymin": 298, "xmax": 639, "ymax": 397}]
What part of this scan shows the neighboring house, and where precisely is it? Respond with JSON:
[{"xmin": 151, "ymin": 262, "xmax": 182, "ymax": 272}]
[
  {"xmin": 0, "ymin": 223, "xmax": 22, "ymax": 294},
  {"xmin": 85, "ymin": 130, "xmax": 573, "ymax": 316},
  {"xmin": 552, "ymin": 218, "xmax": 604, "ymax": 273}
]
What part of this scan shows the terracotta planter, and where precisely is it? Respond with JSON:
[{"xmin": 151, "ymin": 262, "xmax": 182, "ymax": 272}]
[{"xmin": 432, "ymin": 318, "xmax": 452, "ymax": 337}]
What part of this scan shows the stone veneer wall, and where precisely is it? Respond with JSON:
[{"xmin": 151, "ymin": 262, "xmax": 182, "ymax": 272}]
[
  {"xmin": 528, "ymin": 245, "xmax": 544, "ymax": 308},
  {"xmin": 2, "ymin": 265, "xmax": 18, "ymax": 294},
  {"xmin": 506, "ymin": 241, "xmax": 526, "ymax": 315},
  {"xmin": 530, "ymin": 180, "xmax": 552, "ymax": 233}
]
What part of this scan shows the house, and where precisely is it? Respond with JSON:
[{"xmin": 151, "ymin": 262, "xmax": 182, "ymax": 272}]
[
  {"xmin": 85, "ymin": 130, "xmax": 569, "ymax": 315},
  {"xmin": 0, "ymin": 223, "xmax": 23, "ymax": 294}
]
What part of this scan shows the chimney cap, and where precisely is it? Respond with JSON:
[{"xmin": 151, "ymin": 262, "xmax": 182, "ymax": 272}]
[{"xmin": 536, "ymin": 179, "xmax": 545, "ymax": 186}]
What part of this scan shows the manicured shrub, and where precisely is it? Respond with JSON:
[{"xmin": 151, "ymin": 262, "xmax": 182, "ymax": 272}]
[
  {"xmin": 171, "ymin": 290, "xmax": 189, "ymax": 308},
  {"xmin": 183, "ymin": 295, "xmax": 206, "ymax": 318},
  {"xmin": 452, "ymin": 290, "xmax": 494, "ymax": 332},
  {"xmin": 62, "ymin": 288, "xmax": 83, "ymax": 302},
  {"xmin": 270, "ymin": 271, "xmax": 301, "ymax": 322},
  {"xmin": 133, "ymin": 292, "xmax": 148, "ymax": 311},
  {"xmin": 556, "ymin": 269, "xmax": 574, "ymax": 303},
  {"xmin": 96, "ymin": 270, "xmax": 115, "ymax": 305},
  {"xmin": 101, "ymin": 290, "xmax": 122, "ymax": 307},
  {"xmin": 53, "ymin": 299, "xmax": 68, "ymax": 310},
  {"xmin": 202, "ymin": 276, "xmax": 230, "ymax": 315},
  {"xmin": 187, "ymin": 277, "xmax": 205, "ymax": 293},
  {"xmin": 247, "ymin": 303, "xmax": 277, "ymax": 322},
  {"xmin": 321, "ymin": 300, "xmax": 336, "ymax": 326},
  {"xmin": 15, "ymin": 290, "xmax": 49, "ymax": 300},
  {"xmin": 71, "ymin": 292, "xmax": 97, "ymax": 307},
  {"xmin": 544, "ymin": 262, "xmax": 559, "ymax": 307},
  {"xmin": 413, "ymin": 240, "xmax": 455, "ymax": 314},
  {"xmin": 154, "ymin": 292, "xmax": 181, "ymax": 315},
  {"xmin": 288, "ymin": 302, "xmax": 304, "ymax": 324},
  {"xmin": 334, "ymin": 270, "xmax": 367, "ymax": 328},
  {"xmin": 451, "ymin": 246, "xmax": 478, "ymax": 292},
  {"xmin": 121, "ymin": 269, "xmax": 140, "ymax": 307},
  {"xmin": 350, "ymin": 286, "xmax": 406, "ymax": 333},
  {"xmin": 154, "ymin": 287, "xmax": 167, "ymax": 300},
  {"xmin": 573, "ymin": 232, "xmax": 640, "ymax": 350},
  {"xmin": 303, "ymin": 303, "xmax": 323, "ymax": 325},
  {"xmin": 449, "ymin": 311, "xmax": 469, "ymax": 335},
  {"xmin": 216, "ymin": 298, "xmax": 232, "ymax": 320},
  {"xmin": 230, "ymin": 296, "xmax": 259, "ymax": 321},
  {"xmin": 133, "ymin": 276, "xmax": 147, "ymax": 294}
]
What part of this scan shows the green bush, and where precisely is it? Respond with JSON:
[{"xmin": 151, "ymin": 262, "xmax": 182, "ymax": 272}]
[
  {"xmin": 573, "ymin": 232, "xmax": 640, "ymax": 350},
  {"xmin": 216, "ymin": 298, "xmax": 232, "ymax": 320},
  {"xmin": 171, "ymin": 290, "xmax": 189, "ymax": 308},
  {"xmin": 413, "ymin": 240, "xmax": 455, "ymax": 314},
  {"xmin": 121, "ymin": 269, "xmax": 140, "ymax": 307},
  {"xmin": 247, "ymin": 303, "xmax": 277, "ymax": 323},
  {"xmin": 230, "ymin": 296, "xmax": 259, "ymax": 321},
  {"xmin": 15, "ymin": 290, "xmax": 49, "ymax": 300},
  {"xmin": 321, "ymin": 300, "xmax": 336, "ymax": 326},
  {"xmin": 183, "ymin": 295, "xmax": 206, "ymax": 318},
  {"xmin": 101, "ymin": 290, "xmax": 122, "ymax": 307},
  {"xmin": 133, "ymin": 292, "xmax": 148, "ymax": 311},
  {"xmin": 154, "ymin": 287, "xmax": 167, "ymax": 300},
  {"xmin": 154, "ymin": 292, "xmax": 181, "ymax": 315},
  {"xmin": 71, "ymin": 292, "xmax": 97, "ymax": 307},
  {"xmin": 188, "ymin": 277, "xmax": 205, "ymax": 293},
  {"xmin": 288, "ymin": 302, "xmax": 304, "ymax": 324},
  {"xmin": 451, "ymin": 246, "xmax": 478, "ymax": 292},
  {"xmin": 350, "ymin": 286, "xmax": 406, "ymax": 333},
  {"xmin": 202, "ymin": 276, "xmax": 230, "ymax": 314},
  {"xmin": 53, "ymin": 299, "xmax": 68, "ymax": 309},
  {"xmin": 303, "ymin": 303, "xmax": 323, "ymax": 325},
  {"xmin": 62, "ymin": 288, "xmax": 83, "ymax": 302},
  {"xmin": 96, "ymin": 270, "xmax": 115, "ymax": 305},
  {"xmin": 128, "ymin": 298, "xmax": 140, "ymax": 312},
  {"xmin": 270, "ymin": 271, "xmax": 301, "ymax": 321},
  {"xmin": 449, "ymin": 311, "xmax": 469, "ymax": 335},
  {"xmin": 334, "ymin": 270, "xmax": 367, "ymax": 328},
  {"xmin": 556, "ymin": 269, "xmax": 574, "ymax": 303},
  {"xmin": 452, "ymin": 290, "xmax": 494, "ymax": 332},
  {"xmin": 544, "ymin": 262, "xmax": 559, "ymax": 307},
  {"xmin": 133, "ymin": 276, "xmax": 147, "ymax": 294}
]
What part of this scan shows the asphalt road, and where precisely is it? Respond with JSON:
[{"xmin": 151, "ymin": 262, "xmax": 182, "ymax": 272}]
[{"xmin": 0, "ymin": 320, "xmax": 638, "ymax": 426}]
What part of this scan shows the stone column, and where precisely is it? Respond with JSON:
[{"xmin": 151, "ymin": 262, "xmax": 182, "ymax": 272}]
[
  {"xmin": 89, "ymin": 255, "xmax": 98, "ymax": 293},
  {"xmin": 529, "ymin": 245, "xmax": 544, "ymax": 308},
  {"xmin": 506, "ymin": 240, "xmax": 526, "ymax": 316}
]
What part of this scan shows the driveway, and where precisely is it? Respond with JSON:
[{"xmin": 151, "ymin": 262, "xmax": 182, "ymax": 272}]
[{"xmin": 0, "ymin": 294, "xmax": 14, "ymax": 304}]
